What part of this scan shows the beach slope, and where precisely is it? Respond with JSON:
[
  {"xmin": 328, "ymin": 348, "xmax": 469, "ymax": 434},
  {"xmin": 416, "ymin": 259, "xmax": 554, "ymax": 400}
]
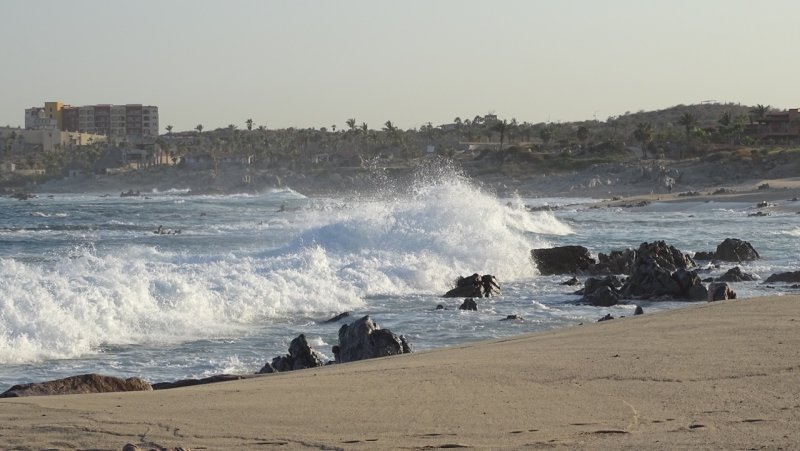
[{"xmin": 1, "ymin": 295, "xmax": 799, "ymax": 450}]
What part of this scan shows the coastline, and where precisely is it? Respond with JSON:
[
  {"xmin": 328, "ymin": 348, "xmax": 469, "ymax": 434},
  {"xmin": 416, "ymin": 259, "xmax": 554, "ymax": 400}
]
[{"xmin": 1, "ymin": 295, "xmax": 798, "ymax": 450}]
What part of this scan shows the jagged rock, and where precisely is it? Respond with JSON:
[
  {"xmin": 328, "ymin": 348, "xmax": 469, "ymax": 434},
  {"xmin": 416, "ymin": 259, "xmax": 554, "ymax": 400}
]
[
  {"xmin": 693, "ymin": 251, "xmax": 715, "ymax": 261},
  {"xmin": 594, "ymin": 249, "xmax": 635, "ymax": 275},
  {"xmin": 335, "ymin": 315, "xmax": 411, "ymax": 363},
  {"xmin": 577, "ymin": 275, "xmax": 624, "ymax": 306},
  {"xmin": 0, "ymin": 374, "xmax": 151, "ymax": 398},
  {"xmin": 152, "ymin": 374, "xmax": 246, "ymax": 390},
  {"xmin": 708, "ymin": 282, "xmax": 737, "ymax": 302},
  {"xmin": 620, "ymin": 241, "xmax": 705, "ymax": 301},
  {"xmin": 257, "ymin": 334, "xmax": 325, "ymax": 374},
  {"xmin": 764, "ymin": 271, "xmax": 800, "ymax": 283},
  {"xmin": 459, "ymin": 298, "xmax": 478, "ymax": 311},
  {"xmin": 713, "ymin": 238, "xmax": 760, "ymax": 262},
  {"xmin": 586, "ymin": 285, "xmax": 622, "ymax": 307},
  {"xmin": 531, "ymin": 245, "xmax": 595, "ymax": 275},
  {"xmin": 634, "ymin": 305, "xmax": 644, "ymax": 315},
  {"xmin": 443, "ymin": 273, "xmax": 500, "ymax": 297},
  {"xmin": 717, "ymin": 267, "xmax": 758, "ymax": 282}
]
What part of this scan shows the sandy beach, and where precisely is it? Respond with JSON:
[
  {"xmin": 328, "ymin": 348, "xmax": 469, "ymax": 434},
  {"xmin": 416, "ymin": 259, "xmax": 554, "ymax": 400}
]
[{"xmin": 1, "ymin": 295, "xmax": 798, "ymax": 450}]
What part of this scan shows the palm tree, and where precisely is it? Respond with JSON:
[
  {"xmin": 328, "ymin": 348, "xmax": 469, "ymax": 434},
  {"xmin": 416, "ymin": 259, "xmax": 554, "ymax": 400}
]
[
  {"xmin": 246, "ymin": 118, "xmax": 253, "ymax": 131},
  {"xmin": 749, "ymin": 104, "xmax": 770, "ymax": 123},
  {"xmin": 195, "ymin": 124, "xmax": 203, "ymax": 134},
  {"xmin": 677, "ymin": 112, "xmax": 695, "ymax": 159},
  {"xmin": 576, "ymin": 126, "xmax": 589, "ymax": 144},
  {"xmin": 539, "ymin": 126, "xmax": 553, "ymax": 145},
  {"xmin": 345, "ymin": 118, "xmax": 357, "ymax": 131},
  {"xmin": 165, "ymin": 125, "xmax": 173, "ymax": 135},
  {"xmin": 491, "ymin": 120, "xmax": 508, "ymax": 150},
  {"xmin": 633, "ymin": 122, "xmax": 654, "ymax": 159}
]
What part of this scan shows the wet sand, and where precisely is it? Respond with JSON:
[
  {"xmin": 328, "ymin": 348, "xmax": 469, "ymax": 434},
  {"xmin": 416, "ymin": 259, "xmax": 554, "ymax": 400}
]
[{"xmin": 1, "ymin": 295, "xmax": 799, "ymax": 450}]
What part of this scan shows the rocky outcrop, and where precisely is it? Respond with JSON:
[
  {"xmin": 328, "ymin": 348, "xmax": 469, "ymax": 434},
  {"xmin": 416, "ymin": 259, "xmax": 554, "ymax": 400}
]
[
  {"xmin": 764, "ymin": 271, "xmax": 800, "ymax": 283},
  {"xmin": 713, "ymin": 238, "xmax": 760, "ymax": 262},
  {"xmin": 459, "ymin": 298, "xmax": 478, "ymax": 311},
  {"xmin": 620, "ymin": 241, "xmax": 706, "ymax": 301},
  {"xmin": 708, "ymin": 282, "xmax": 737, "ymax": 302},
  {"xmin": 443, "ymin": 274, "xmax": 500, "ymax": 297},
  {"xmin": 335, "ymin": 315, "xmax": 412, "ymax": 364},
  {"xmin": 258, "ymin": 334, "xmax": 325, "ymax": 374},
  {"xmin": 531, "ymin": 246, "xmax": 595, "ymax": 275},
  {"xmin": 594, "ymin": 249, "xmax": 635, "ymax": 275},
  {"xmin": 717, "ymin": 267, "xmax": 757, "ymax": 282},
  {"xmin": 577, "ymin": 275, "xmax": 624, "ymax": 306},
  {"xmin": 693, "ymin": 251, "xmax": 715, "ymax": 261},
  {"xmin": 0, "ymin": 374, "xmax": 151, "ymax": 398}
]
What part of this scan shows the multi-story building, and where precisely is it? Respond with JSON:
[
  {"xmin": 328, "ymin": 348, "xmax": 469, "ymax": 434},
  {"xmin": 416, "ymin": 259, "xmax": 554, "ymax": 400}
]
[
  {"xmin": 25, "ymin": 101, "xmax": 159, "ymax": 138},
  {"xmin": 746, "ymin": 108, "xmax": 800, "ymax": 143}
]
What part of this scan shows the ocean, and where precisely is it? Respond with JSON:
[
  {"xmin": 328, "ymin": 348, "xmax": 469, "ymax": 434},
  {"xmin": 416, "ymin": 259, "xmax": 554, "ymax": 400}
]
[{"xmin": 1, "ymin": 169, "xmax": 798, "ymax": 390}]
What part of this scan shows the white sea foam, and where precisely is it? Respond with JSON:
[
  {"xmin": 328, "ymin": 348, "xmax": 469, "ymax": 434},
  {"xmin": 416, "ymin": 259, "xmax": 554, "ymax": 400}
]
[{"xmin": 0, "ymin": 168, "xmax": 573, "ymax": 365}]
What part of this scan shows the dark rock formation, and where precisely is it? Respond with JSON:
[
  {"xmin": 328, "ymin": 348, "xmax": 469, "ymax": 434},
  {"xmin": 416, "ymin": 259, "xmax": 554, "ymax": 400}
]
[
  {"xmin": 594, "ymin": 249, "xmax": 635, "ymax": 275},
  {"xmin": 258, "ymin": 334, "xmax": 325, "ymax": 374},
  {"xmin": 597, "ymin": 314, "xmax": 615, "ymax": 322},
  {"xmin": 576, "ymin": 276, "xmax": 624, "ymax": 306},
  {"xmin": 713, "ymin": 238, "xmax": 760, "ymax": 262},
  {"xmin": 708, "ymin": 282, "xmax": 737, "ymax": 302},
  {"xmin": 531, "ymin": 245, "xmax": 595, "ymax": 275},
  {"xmin": 435, "ymin": 304, "xmax": 447, "ymax": 310},
  {"xmin": 335, "ymin": 315, "xmax": 411, "ymax": 364},
  {"xmin": 152, "ymin": 374, "xmax": 246, "ymax": 390},
  {"xmin": 620, "ymin": 241, "xmax": 706, "ymax": 301},
  {"xmin": 443, "ymin": 273, "xmax": 500, "ymax": 297},
  {"xmin": 0, "ymin": 374, "xmax": 151, "ymax": 398},
  {"xmin": 717, "ymin": 267, "xmax": 758, "ymax": 282},
  {"xmin": 693, "ymin": 251, "xmax": 715, "ymax": 261},
  {"xmin": 764, "ymin": 271, "xmax": 800, "ymax": 283},
  {"xmin": 459, "ymin": 298, "xmax": 478, "ymax": 311},
  {"xmin": 634, "ymin": 305, "xmax": 644, "ymax": 315}
]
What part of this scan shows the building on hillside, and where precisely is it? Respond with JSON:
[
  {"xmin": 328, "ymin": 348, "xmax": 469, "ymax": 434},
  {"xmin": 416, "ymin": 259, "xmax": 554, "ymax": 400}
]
[
  {"xmin": 746, "ymin": 108, "xmax": 800, "ymax": 143},
  {"xmin": 25, "ymin": 102, "xmax": 159, "ymax": 139},
  {"xmin": 0, "ymin": 126, "xmax": 107, "ymax": 152}
]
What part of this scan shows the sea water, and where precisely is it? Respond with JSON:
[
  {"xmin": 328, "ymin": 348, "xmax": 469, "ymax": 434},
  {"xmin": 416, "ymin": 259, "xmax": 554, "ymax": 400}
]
[{"xmin": 1, "ymin": 170, "xmax": 798, "ymax": 389}]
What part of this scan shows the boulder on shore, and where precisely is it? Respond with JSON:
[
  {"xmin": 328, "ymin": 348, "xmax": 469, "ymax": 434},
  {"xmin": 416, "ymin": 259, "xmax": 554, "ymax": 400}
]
[
  {"xmin": 258, "ymin": 334, "xmax": 325, "ymax": 374},
  {"xmin": 335, "ymin": 315, "xmax": 412, "ymax": 364},
  {"xmin": 577, "ymin": 275, "xmax": 624, "ymax": 306},
  {"xmin": 708, "ymin": 282, "xmax": 737, "ymax": 302},
  {"xmin": 0, "ymin": 374, "xmax": 151, "ymax": 398},
  {"xmin": 531, "ymin": 246, "xmax": 595, "ymax": 275}
]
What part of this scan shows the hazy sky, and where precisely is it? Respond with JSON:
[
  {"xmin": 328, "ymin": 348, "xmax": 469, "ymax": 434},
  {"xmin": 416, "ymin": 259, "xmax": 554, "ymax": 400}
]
[{"xmin": 2, "ymin": 0, "xmax": 797, "ymax": 132}]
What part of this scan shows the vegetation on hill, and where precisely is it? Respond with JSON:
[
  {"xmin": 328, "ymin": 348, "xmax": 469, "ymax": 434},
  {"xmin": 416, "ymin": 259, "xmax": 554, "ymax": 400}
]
[{"xmin": 2, "ymin": 102, "xmax": 798, "ymax": 192}]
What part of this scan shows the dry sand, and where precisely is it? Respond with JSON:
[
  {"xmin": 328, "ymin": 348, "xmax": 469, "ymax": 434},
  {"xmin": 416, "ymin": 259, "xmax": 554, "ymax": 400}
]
[{"xmin": 1, "ymin": 295, "xmax": 799, "ymax": 450}]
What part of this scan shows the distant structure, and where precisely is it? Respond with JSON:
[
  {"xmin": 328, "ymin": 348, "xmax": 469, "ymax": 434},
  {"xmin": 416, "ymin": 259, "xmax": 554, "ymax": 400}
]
[
  {"xmin": 25, "ymin": 101, "xmax": 159, "ymax": 138},
  {"xmin": 745, "ymin": 108, "xmax": 800, "ymax": 143}
]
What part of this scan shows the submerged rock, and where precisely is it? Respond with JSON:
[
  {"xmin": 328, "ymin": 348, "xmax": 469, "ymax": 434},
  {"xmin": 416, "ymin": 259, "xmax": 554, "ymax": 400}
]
[
  {"xmin": 459, "ymin": 298, "xmax": 478, "ymax": 311},
  {"xmin": 717, "ymin": 267, "xmax": 758, "ymax": 282},
  {"xmin": 764, "ymin": 271, "xmax": 800, "ymax": 283},
  {"xmin": 443, "ymin": 273, "xmax": 500, "ymax": 297}
]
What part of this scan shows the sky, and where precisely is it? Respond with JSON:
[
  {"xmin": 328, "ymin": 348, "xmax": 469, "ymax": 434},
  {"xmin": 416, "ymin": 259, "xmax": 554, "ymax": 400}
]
[{"xmin": 2, "ymin": 0, "xmax": 798, "ymax": 132}]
